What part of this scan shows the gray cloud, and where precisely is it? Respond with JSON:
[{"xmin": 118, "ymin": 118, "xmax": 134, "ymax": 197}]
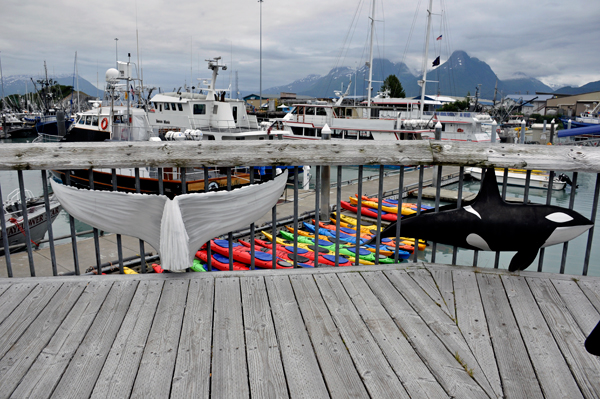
[{"xmin": 1, "ymin": 0, "xmax": 598, "ymax": 94}]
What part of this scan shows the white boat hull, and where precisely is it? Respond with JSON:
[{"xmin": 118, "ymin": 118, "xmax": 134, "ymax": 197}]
[{"xmin": 468, "ymin": 168, "xmax": 566, "ymax": 190}]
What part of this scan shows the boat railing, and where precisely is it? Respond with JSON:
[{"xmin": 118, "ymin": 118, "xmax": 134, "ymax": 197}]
[{"xmin": 0, "ymin": 140, "xmax": 599, "ymax": 278}]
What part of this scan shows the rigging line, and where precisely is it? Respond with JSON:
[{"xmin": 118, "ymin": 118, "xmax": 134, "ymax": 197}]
[
  {"xmin": 400, "ymin": 0, "xmax": 423, "ymax": 67},
  {"xmin": 323, "ymin": 0, "xmax": 365, "ymax": 97}
]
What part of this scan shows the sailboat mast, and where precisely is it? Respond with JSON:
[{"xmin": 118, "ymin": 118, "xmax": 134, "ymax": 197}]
[
  {"xmin": 0, "ymin": 51, "xmax": 5, "ymax": 111},
  {"xmin": 419, "ymin": 0, "xmax": 434, "ymax": 119},
  {"xmin": 366, "ymin": 0, "xmax": 376, "ymax": 113}
]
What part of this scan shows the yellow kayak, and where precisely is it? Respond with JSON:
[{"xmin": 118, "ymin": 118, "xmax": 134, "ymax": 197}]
[
  {"xmin": 348, "ymin": 196, "xmax": 416, "ymax": 216},
  {"xmin": 334, "ymin": 213, "xmax": 426, "ymax": 250}
]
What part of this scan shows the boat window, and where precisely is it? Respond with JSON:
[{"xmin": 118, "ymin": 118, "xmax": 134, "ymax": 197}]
[
  {"xmin": 193, "ymin": 104, "xmax": 206, "ymax": 115},
  {"xmin": 159, "ymin": 104, "xmax": 162, "ymax": 112},
  {"xmin": 359, "ymin": 131, "xmax": 374, "ymax": 140},
  {"xmin": 305, "ymin": 128, "xmax": 316, "ymax": 137},
  {"xmin": 316, "ymin": 129, "xmax": 322, "ymax": 138},
  {"xmin": 213, "ymin": 105, "xmax": 218, "ymax": 115},
  {"xmin": 171, "ymin": 103, "xmax": 176, "ymax": 111},
  {"xmin": 85, "ymin": 116, "xmax": 92, "ymax": 125},
  {"xmin": 177, "ymin": 103, "xmax": 183, "ymax": 111},
  {"xmin": 232, "ymin": 106, "xmax": 238, "ymax": 123},
  {"xmin": 332, "ymin": 129, "xmax": 343, "ymax": 139},
  {"xmin": 91, "ymin": 116, "xmax": 99, "ymax": 126},
  {"xmin": 164, "ymin": 103, "xmax": 170, "ymax": 110},
  {"xmin": 291, "ymin": 126, "xmax": 303, "ymax": 136},
  {"xmin": 78, "ymin": 116, "xmax": 85, "ymax": 124},
  {"xmin": 305, "ymin": 107, "xmax": 315, "ymax": 115},
  {"xmin": 291, "ymin": 107, "xmax": 299, "ymax": 115},
  {"xmin": 316, "ymin": 107, "xmax": 327, "ymax": 116}
]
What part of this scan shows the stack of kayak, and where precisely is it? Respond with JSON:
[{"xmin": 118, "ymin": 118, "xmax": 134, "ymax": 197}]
[
  {"xmin": 186, "ymin": 209, "xmax": 428, "ymax": 271},
  {"xmin": 341, "ymin": 194, "xmax": 433, "ymax": 221}
]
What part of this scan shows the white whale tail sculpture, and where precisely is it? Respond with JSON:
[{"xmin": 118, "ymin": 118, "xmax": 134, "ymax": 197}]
[{"xmin": 51, "ymin": 170, "xmax": 288, "ymax": 270}]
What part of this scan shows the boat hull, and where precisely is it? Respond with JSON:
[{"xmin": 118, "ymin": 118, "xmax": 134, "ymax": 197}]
[{"xmin": 468, "ymin": 168, "xmax": 566, "ymax": 190}]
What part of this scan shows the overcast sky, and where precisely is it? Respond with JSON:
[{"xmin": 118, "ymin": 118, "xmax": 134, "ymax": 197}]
[{"xmin": 1, "ymin": 0, "xmax": 599, "ymax": 95}]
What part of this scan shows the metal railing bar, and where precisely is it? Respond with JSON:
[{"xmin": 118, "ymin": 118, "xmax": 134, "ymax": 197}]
[
  {"xmin": 88, "ymin": 169, "xmax": 102, "ymax": 275},
  {"xmin": 432, "ymin": 165, "xmax": 443, "ymax": 264},
  {"xmin": 354, "ymin": 166, "xmax": 363, "ymax": 266},
  {"xmin": 559, "ymin": 172, "xmax": 578, "ymax": 274},
  {"xmin": 413, "ymin": 166, "xmax": 424, "ymax": 263},
  {"xmin": 560, "ymin": 172, "xmax": 578, "ymax": 274},
  {"xmin": 335, "ymin": 166, "xmax": 342, "ymax": 267},
  {"xmin": 249, "ymin": 167, "xmax": 256, "ymax": 271},
  {"xmin": 41, "ymin": 170, "xmax": 58, "ymax": 276},
  {"xmin": 17, "ymin": 171, "xmax": 35, "ymax": 277},
  {"xmin": 452, "ymin": 167, "xmax": 464, "ymax": 266},
  {"xmin": 226, "ymin": 168, "xmax": 233, "ymax": 272},
  {"xmin": 112, "ymin": 169, "xmax": 124, "ymax": 274},
  {"xmin": 583, "ymin": 173, "xmax": 600, "ymax": 276},
  {"xmin": 374, "ymin": 166, "xmax": 385, "ymax": 265},
  {"xmin": 135, "ymin": 168, "xmax": 146, "ymax": 274},
  {"xmin": 293, "ymin": 166, "xmax": 299, "ymax": 268},
  {"xmin": 393, "ymin": 166, "xmax": 405, "ymax": 264},
  {"xmin": 203, "ymin": 166, "xmax": 212, "ymax": 271},
  {"xmin": 537, "ymin": 170, "xmax": 555, "ymax": 272},
  {"xmin": 0, "ymin": 181, "xmax": 13, "ymax": 277},
  {"xmin": 64, "ymin": 172, "xmax": 80, "ymax": 275},
  {"xmin": 314, "ymin": 165, "xmax": 321, "ymax": 266}
]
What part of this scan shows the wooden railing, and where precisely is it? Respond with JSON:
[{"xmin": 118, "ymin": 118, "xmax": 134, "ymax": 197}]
[{"xmin": 1, "ymin": 140, "xmax": 599, "ymax": 277}]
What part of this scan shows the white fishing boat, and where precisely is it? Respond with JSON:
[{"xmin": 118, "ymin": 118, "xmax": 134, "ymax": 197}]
[
  {"xmin": 467, "ymin": 168, "xmax": 569, "ymax": 190},
  {"xmin": 274, "ymin": 0, "xmax": 493, "ymax": 143},
  {"xmin": 147, "ymin": 57, "xmax": 281, "ymax": 141},
  {"xmin": 2, "ymin": 189, "xmax": 62, "ymax": 250}
]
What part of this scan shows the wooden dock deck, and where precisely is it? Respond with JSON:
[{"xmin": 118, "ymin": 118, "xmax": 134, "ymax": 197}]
[{"xmin": 0, "ymin": 263, "xmax": 599, "ymax": 398}]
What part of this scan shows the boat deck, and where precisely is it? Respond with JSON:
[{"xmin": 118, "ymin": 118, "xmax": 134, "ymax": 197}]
[{"xmin": 0, "ymin": 263, "xmax": 599, "ymax": 398}]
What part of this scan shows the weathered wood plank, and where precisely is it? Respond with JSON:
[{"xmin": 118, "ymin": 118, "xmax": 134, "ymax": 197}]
[
  {"xmin": 476, "ymin": 273, "xmax": 543, "ymax": 398},
  {"xmin": 0, "ymin": 282, "xmax": 37, "ymax": 324},
  {"xmin": 290, "ymin": 274, "xmax": 371, "ymax": 398},
  {"xmin": 130, "ymin": 279, "xmax": 189, "ymax": 399},
  {"xmin": 171, "ymin": 278, "xmax": 215, "ymax": 399},
  {"xmin": 1, "ymin": 141, "xmax": 599, "ymax": 172},
  {"xmin": 338, "ymin": 272, "xmax": 448, "ymax": 398},
  {"xmin": 578, "ymin": 280, "xmax": 600, "ymax": 316},
  {"xmin": 0, "ymin": 284, "xmax": 10, "ymax": 298},
  {"xmin": 10, "ymin": 281, "xmax": 113, "ymax": 399},
  {"xmin": 363, "ymin": 271, "xmax": 490, "ymax": 398},
  {"xmin": 265, "ymin": 275, "xmax": 329, "ymax": 398},
  {"xmin": 90, "ymin": 280, "xmax": 163, "ymax": 399},
  {"xmin": 552, "ymin": 279, "xmax": 600, "ymax": 336},
  {"xmin": 240, "ymin": 276, "xmax": 288, "ymax": 399},
  {"xmin": 0, "ymin": 282, "xmax": 62, "ymax": 359},
  {"xmin": 408, "ymin": 268, "xmax": 453, "ymax": 320},
  {"xmin": 430, "ymin": 268, "xmax": 456, "ymax": 320},
  {"xmin": 502, "ymin": 275, "xmax": 584, "ymax": 399},
  {"xmin": 385, "ymin": 269, "xmax": 496, "ymax": 398},
  {"xmin": 210, "ymin": 277, "xmax": 249, "ymax": 399},
  {"xmin": 0, "ymin": 282, "xmax": 86, "ymax": 399},
  {"xmin": 527, "ymin": 277, "xmax": 600, "ymax": 399},
  {"xmin": 50, "ymin": 280, "xmax": 138, "ymax": 399},
  {"xmin": 453, "ymin": 270, "xmax": 502, "ymax": 398}
]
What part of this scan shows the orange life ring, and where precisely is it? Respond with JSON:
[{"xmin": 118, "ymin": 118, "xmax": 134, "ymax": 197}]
[{"xmin": 100, "ymin": 118, "xmax": 108, "ymax": 130}]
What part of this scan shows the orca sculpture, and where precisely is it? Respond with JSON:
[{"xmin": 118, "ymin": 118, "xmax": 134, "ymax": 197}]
[
  {"xmin": 585, "ymin": 320, "xmax": 600, "ymax": 356},
  {"xmin": 51, "ymin": 170, "xmax": 288, "ymax": 271},
  {"xmin": 367, "ymin": 168, "xmax": 593, "ymax": 271}
]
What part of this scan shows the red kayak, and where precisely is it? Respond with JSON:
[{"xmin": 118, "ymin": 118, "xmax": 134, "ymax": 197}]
[
  {"xmin": 210, "ymin": 239, "xmax": 293, "ymax": 269},
  {"xmin": 340, "ymin": 201, "xmax": 397, "ymax": 222},
  {"xmin": 247, "ymin": 238, "xmax": 352, "ymax": 267},
  {"xmin": 195, "ymin": 249, "xmax": 249, "ymax": 271},
  {"xmin": 238, "ymin": 239, "xmax": 315, "ymax": 267}
]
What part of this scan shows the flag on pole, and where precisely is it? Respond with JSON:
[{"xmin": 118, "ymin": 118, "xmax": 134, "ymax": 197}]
[
  {"xmin": 436, "ymin": 35, "xmax": 442, "ymax": 41},
  {"xmin": 130, "ymin": 84, "xmax": 135, "ymax": 100},
  {"xmin": 432, "ymin": 56, "xmax": 440, "ymax": 67}
]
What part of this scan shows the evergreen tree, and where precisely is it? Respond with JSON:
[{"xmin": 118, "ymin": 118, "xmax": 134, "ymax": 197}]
[{"xmin": 380, "ymin": 75, "xmax": 406, "ymax": 98}]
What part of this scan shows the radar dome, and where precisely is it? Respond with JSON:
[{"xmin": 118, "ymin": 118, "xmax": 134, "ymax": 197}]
[{"xmin": 105, "ymin": 68, "xmax": 119, "ymax": 83}]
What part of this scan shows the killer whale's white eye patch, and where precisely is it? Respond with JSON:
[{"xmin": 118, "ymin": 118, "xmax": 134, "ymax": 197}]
[
  {"xmin": 464, "ymin": 205, "xmax": 481, "ymax": 219},
  {"xmin": 545, "ymin": 212, "xmax": 573, "ymax": 223}
]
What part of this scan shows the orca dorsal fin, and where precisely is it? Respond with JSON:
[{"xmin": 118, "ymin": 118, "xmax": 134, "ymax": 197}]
[{"xmin": 473, "ymin": 168, "xmax": 504, "ymax": 207}]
